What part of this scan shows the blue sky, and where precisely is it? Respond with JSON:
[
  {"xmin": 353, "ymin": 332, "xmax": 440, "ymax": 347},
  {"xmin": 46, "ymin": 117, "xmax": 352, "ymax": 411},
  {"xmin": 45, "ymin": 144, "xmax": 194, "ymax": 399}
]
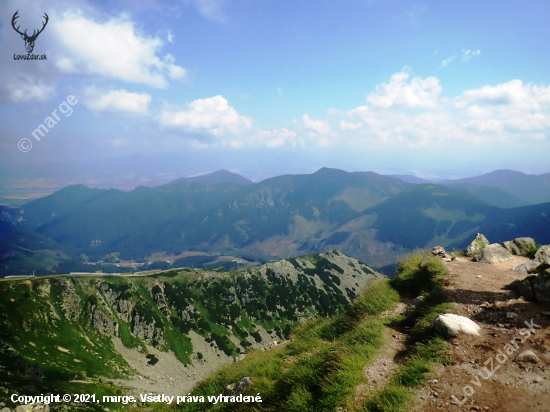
[{"xmin": 1, "ymin": 0, "xmax": 550, "ymax": 188}]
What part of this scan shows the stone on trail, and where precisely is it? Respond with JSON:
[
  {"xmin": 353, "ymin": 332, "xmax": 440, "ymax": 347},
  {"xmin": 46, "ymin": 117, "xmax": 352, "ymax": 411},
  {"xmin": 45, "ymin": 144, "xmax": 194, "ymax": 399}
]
[
  {"xmin": 534, "ymin": 245, "xmax": 550, "ymax": 265},
  {"xmin": 466, "ymin": 233, "xmax": 490, "ymax": 257},
  {"xmin": 431, "ymin": 246, "xmax": 450, "ymax": 258},
  {"xmin": 512, "ymin": 261, "xmax": 541, "ymax": 274},
  {"xmin": 515, "ymin": 350, "xmax": 539, "ymax": 363},
  {"xmin": 433, "ymin": 313, "xmax": 481, "ymax": 339},
  {"xmin": 473, "ymin": 243, "xmax": 513, "ymax": 264},
  {"xmin": 502, "ymin": 237, "xmax": 536, "ymax": 256}
]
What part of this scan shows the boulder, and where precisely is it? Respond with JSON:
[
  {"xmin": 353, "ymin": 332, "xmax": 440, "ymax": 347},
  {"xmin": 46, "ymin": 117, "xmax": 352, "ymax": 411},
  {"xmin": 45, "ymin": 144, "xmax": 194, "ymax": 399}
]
[
  {"xmin": 407, "ymin": 295, "xmax": 424, "ymax": 313},
  {"xmin": 534, "ymin": 245, "xmax": 550, "ymax": 265},
  {"xmin": 224, "ymin": 377, "xmax": 252, "ymax": 396},
  {"xmin": 473, "ymin": 243, "xmax": 513, "ymax": 264},
  {"xmin": 515, "ymin": 350, "xmax": 539, "ymax": 363},
  {"xmin": 431, "ymin": 246, "xmax": 450, "ymax": 259},
  {"xmin": 433, "ymin": 314, "xmax": 481, "ymax": 339},
  {"xmin": 466, "ymin": 233, "xmax": 489, "ymax": 256},
  {"xmin": 513, "ymin": 265, "xmax": 550, "ymax": 304},
  {"xmin": 15, "ymin": 404, "xmax": 49, "ymax": 412},
  {"xmin": 234, "ymin": 354, "xmax": 246, "ymax": 362},
  {"xmin": 512, "ymin": 261, "xmax": 541, "ymax": 274},
  {"xmin": 502, "ymin": 237, "xmax": 536, "ymax": 256},
  {"xmin": 517, "ymin": 278, "xmax": 535, "ymax": 300},
  {"xmin": 531, "ymin": 264, "xmax": 550, "ymax": 304}
]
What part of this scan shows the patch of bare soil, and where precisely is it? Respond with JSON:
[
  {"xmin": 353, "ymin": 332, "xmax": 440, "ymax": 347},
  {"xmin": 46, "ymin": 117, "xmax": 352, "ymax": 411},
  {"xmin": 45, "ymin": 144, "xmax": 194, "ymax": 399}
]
[
  {"xmin": 351, "ymin": 303, "xmax": 409, "ymax": 406},
  {"xmin": 410, "ymin": 256, "xmax": 550, "ymax": 412}
]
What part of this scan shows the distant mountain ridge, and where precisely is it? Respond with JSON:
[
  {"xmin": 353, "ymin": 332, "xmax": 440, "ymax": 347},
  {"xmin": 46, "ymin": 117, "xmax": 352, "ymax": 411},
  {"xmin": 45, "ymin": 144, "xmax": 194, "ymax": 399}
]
[
  {"xmin": 167, "ymin": 169, "xmax": 253, "ymax": 186},
  {"xmin": 1, "ymin": 168, "xmax": 550, "ymax": 277},
  {"xmin": 437, "ymin": 169, "xmax": 550, "ymax": 205}
]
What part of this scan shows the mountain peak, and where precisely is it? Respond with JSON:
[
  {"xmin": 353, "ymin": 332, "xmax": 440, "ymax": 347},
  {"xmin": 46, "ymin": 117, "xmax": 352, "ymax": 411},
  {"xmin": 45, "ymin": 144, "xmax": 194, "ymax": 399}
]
[{"xmin": 168, "ymin": 170, "xmax": 253, "ymax": 186}]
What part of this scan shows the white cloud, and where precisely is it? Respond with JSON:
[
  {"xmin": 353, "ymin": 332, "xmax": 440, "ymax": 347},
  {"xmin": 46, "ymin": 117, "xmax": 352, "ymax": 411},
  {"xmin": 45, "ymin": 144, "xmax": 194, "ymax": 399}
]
[
  {"xmin": 159, "ymin": 95, "xmax": 252, "ymax": 135},
  {"xmin": 6, "ymin": 78, "xmax": 56, "ymax": 103},
  {"xmin": 302, "ymin": 114, "xmax": 331, "ymax": 134},
  {"xmin": 441, "ymin": 49, "xmax": 481, "ymax": 67},
  {"xmin": 441, "ymin": 56, "xmax": 456, "ymax": 67},
  {"xmin": 185, "ymin": 0, "xmax": 228, "ymax": 21},
  {"xmin": 463, "ymin": 119, "xmax": 503, "ymax": 133},
  {"xmin": 459, "ymin": 80, "xmax": 545, "ymax": 107},
  {"xmin": 83, "ymin": 88, "xmax": 151, "ymax": 114},
  {"xmin": 462, "ymin": 49, "xmax": 481, "ymax": 62},
  {"xmin": 339, "ymin": 121, "xmax": 362, "ymax": 131},
  {"xmin": 54, "ymin": 12, "xmax": 186, "ymax": 88},
  {"xmin": 465, "ymin": 105, "xmax": 493, "ymax": 118},
  {"xmin": 327, "ymin": 108, "xmax": 343, "ymax": 115},
  {"xmin": 257, "ymin": 128, "xmax": 298, "ymax": 148},
  {"xmin": 366, "ymin": 71, "xmax": 441, "ymax": 109}
]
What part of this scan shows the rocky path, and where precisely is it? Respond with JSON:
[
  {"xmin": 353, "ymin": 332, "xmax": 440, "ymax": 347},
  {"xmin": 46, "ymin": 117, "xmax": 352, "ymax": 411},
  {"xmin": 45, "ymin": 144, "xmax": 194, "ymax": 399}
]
[
  {"xmin": 410, "ymin": 256, "xmax": 550, "ymax": 412},
  {"xmin": 350, "ymin": 303, "xmax": 408, "ymax": 407}
]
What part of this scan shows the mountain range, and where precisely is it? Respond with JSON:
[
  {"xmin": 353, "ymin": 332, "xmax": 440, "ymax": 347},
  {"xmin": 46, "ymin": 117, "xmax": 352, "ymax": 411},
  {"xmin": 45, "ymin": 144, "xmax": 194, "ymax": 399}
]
[{"xmin": 1, "ymin": 168, "xmax": 549, "ymax": 277}]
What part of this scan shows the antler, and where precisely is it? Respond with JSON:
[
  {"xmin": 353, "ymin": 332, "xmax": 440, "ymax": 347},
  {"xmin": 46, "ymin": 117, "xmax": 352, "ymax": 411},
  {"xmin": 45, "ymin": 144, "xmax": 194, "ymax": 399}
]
[
  {"xmin": 11, "ymin": 10, "xmax": 25, "ymax": 37},
  {"xmin": 32, "ymin": 13, "xmax": 49, "ymax": 39}
]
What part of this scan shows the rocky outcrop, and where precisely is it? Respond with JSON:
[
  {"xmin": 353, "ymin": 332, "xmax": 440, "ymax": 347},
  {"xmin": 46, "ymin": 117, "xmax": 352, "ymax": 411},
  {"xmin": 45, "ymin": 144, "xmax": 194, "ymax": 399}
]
[
  {"xmin": 224, "ymin": 377, "xmax": 252, "ymax": 396},
  {"xmin": 534, "ymin": 245, "xmax": 550, "ymax": 265},
  {"xmin": 58, "ymin": 279, "xmax": 81, "ymax": 321},
  {"xmin": 15, "ymin": 404, "xmax": 49, "ymax": 412},
  {"xmin": 131, "ymin": 314, "xmax": 164, "ymax": 345},
  {"xmin": 433, "ymin": 314, "xmax": 481, "ymax": 338},
  {"xmin": 466, "ymin": 233, "xmax": 489, "ymax": 256},
  {"xmin": 117, "ymin": 299, "xmax": 135, "ymax": 323},
  {"xmin": 512, "ymin": 261, "xmax": 541, "ymax": 274},
  {"xmin": 512, "ymin": 264, "xmax": 550, "ymax": 304},
  {"xmin": 517, "ymin": 277, "xmax": 536, "ymax": 300},
  {"xmin": 431, "ymin": 246, "xmax": 451, "ymax": 261},
  {"xmin": 502, "ymin": 237, "xmax": 536, "ymax": 256},
  {"xmin": 92, "ymin": 310, "xmax": 117, "ymax": 335},
  {"xmin": 473, "ymin": 243, "xmax": 513, "ymax": 264},
  {"xmin": 181, "ymin": 304, "xmax": 199, "ymax": 321},
  {"xmin": 99, "ymin": 282, "xmax": 118, "ymax": 305}
]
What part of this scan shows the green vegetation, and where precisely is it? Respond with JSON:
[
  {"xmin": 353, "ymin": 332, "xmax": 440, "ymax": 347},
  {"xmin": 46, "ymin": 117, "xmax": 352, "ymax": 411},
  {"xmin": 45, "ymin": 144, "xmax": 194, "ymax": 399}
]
[
  {"xmin": 360, "ymin": 253, "xmax": 453, "ymax": 411},
  {"xmin": 0, "ymin": 252, "xmax": 374, "ymax": 410},
  {"xmin": 155, "ymin": 250, "xmax": 452, "ymax": 412},
  {"xmin": 166, "ymin": 280, "xmax": 399, "ymax": 412}
]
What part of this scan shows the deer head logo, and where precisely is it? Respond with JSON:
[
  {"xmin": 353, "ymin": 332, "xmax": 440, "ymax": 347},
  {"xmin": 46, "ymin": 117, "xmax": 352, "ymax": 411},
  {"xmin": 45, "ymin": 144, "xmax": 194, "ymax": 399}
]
[{"xmin": 12, "ymin": 11, "xmax": 49, "ymax": 54}]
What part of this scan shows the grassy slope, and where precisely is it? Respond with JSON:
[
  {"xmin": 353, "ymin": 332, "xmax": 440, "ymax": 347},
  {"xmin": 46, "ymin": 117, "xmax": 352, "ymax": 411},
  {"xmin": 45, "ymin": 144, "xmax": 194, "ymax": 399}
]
[
  {"xmin": 145, "ymin": 252, "xmax": 453, "ymax": 412},
  {"xmin": 154, "ymin": 280, "xmax": 399, "ymax": 412},
  {"xmin": 361, "ymin": 254, "xmax": 453, "ymax": 411}
]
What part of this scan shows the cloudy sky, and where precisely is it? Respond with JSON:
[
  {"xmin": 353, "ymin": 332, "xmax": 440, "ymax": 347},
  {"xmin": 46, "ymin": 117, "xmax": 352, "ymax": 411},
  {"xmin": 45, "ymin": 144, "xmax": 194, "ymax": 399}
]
[{"xmin": 1, "ymin": 0, "xmax": 549, "ymax": 188}]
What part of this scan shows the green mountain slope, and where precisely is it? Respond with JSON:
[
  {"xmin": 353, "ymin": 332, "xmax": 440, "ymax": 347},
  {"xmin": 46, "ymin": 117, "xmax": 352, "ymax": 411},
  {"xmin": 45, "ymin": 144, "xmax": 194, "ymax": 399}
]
[
  {"xmin": 0, "ymin": 252, "xmax": 383, "ymax": 408},
  {"xmin": 4, "ymin": 168, "xmax": 550, "ymax": 277},
  {"xmin": 16, "ymin": 169, "xmax": 410, "ymax": 261}
]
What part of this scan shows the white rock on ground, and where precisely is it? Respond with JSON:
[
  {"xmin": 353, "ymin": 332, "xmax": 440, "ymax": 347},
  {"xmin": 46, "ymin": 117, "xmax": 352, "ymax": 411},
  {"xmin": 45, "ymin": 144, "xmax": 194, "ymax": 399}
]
[
  {"xmin": 515, "ymin": 350, "xmax": 539, "ymax": 363},
  {"xmin": 534, "ymin": 245, "xmax": 550, "ymax": 264},
  {"xmin": 433, "ymin": 313, "xmax": 481, "ymax": 339}
]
